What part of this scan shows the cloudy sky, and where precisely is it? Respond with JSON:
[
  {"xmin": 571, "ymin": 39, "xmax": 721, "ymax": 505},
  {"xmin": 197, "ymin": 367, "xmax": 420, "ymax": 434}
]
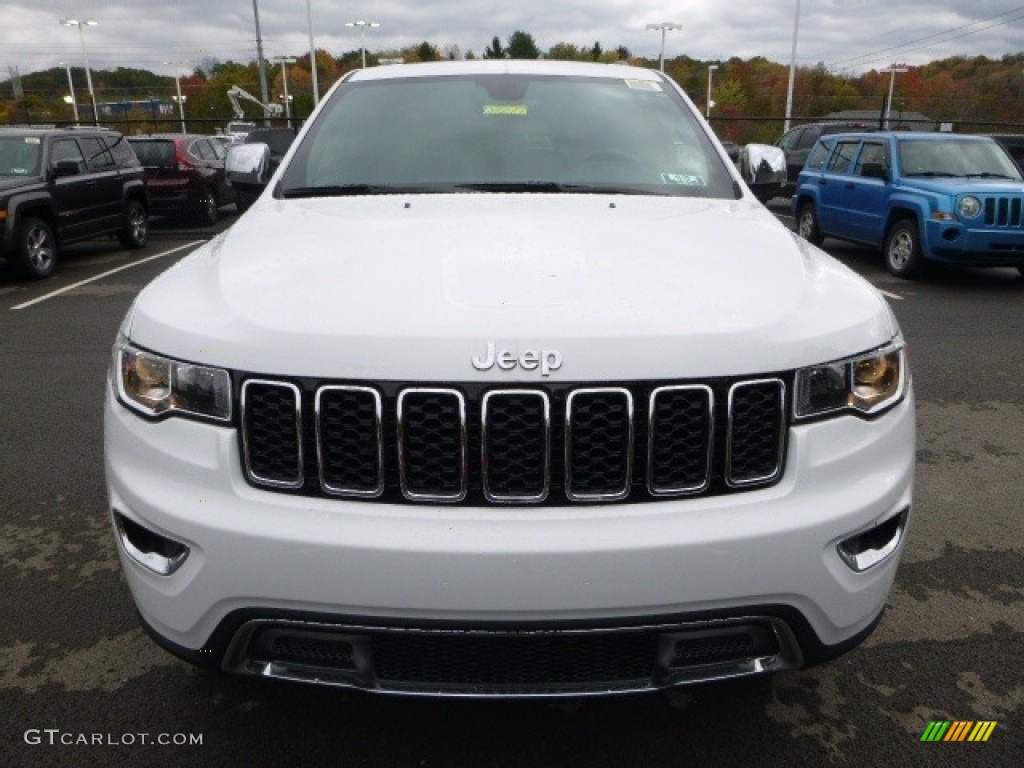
[{"xmin": 3, "ymin": 0, "xmax": 1024, "ymax": 79}]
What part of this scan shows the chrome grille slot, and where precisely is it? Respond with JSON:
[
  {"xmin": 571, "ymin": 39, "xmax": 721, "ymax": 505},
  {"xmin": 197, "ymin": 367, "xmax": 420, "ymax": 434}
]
[
  {"xmin": 727, "ymin": 379, "xmax": 785, "ymax": 486},
  {"xmin": 316, "ymin": 386, "xmax": 383, "ymax": 497},
  {"xmin": 482, "ymin": 390, "xmax": 550, "ymax": 503},
  {"xmin": 565, "ymin": 388, "xmax": 633, "ymax": 501},
  {"xmin": 241, "ymin": 380, "xmax": 303, "ymax": 488},
  {"xmin": 398, "ymin": 388, "xmax": 467, "ymax": 502}
]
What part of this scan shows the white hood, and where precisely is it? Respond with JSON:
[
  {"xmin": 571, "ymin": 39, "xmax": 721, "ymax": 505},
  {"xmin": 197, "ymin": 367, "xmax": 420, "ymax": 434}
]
[{"xmin": 128, "ymin": 193, "xmax": 896, "ymax": 380}]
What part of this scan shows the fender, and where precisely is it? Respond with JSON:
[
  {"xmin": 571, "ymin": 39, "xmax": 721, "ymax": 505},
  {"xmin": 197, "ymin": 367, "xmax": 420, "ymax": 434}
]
[{"xmin": 2, "ymin": 189, "xmax": 56, "ymax": 251}]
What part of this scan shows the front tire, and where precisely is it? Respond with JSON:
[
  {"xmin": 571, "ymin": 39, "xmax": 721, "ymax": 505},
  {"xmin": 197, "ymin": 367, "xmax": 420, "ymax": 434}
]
[
  {"xmin": 884, "ymin": 219, "xmax": 924, "ymax": 278},
  {"xmin": 118, "ymin": 200, "xmax": 148, "ymax": 249},
  {"xmin": 19, "ymin": 216, "xmax": 58, "ymax": 279},
  {"xmin": 796, "ymin": 203, "xmax": 824, "ymax": 246}
]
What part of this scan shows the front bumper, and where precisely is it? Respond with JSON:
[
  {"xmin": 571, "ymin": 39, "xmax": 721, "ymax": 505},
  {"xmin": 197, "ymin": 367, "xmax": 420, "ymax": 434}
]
[
  {"xmin": 104, "ymin": 384, "xmax": 915, "ymax": 693},
  {"xmin": 925, "ymin": 219, "xmax": 1024, "ymax": 266}
]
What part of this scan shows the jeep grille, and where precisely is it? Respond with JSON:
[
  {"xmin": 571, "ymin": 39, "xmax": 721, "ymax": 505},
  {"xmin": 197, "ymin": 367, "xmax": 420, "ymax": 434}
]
[
  {"xmin": 239, "ymin": 378, "xmax": 787, "ymax": 505},
  {"xmin": 983, "ymin": 196, "xmax": 1024, "ymax": 227}
]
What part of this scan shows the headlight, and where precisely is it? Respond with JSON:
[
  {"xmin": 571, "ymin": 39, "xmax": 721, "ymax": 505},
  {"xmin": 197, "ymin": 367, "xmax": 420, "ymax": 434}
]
[
  {"xmin": 114, "ymin": 336, "xmax": 231, "ymax": 422},
  {"xmin": 795, "ymin": 340, "xmax": 907, "ymax": 420},
  {"xmin": 958, "ymin": 195, "xmax": 981, "ymax": 218}
]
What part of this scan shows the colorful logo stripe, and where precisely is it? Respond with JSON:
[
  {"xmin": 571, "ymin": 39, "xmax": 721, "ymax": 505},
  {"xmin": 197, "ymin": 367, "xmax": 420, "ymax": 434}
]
[{"xmin": 920, "ymin": 721, "xmax": 997, "ymax": 742}]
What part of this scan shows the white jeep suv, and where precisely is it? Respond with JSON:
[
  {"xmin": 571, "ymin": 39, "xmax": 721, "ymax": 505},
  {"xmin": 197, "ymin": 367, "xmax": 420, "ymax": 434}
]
[{"xmin": 104, "ymin": 60, "xmax": 914, "ymax": 696}]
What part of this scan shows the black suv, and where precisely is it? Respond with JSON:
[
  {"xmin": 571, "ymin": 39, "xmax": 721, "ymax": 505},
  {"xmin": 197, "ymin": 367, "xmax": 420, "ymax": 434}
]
[
  {"xmin": 774, "ymin": 121, "xmax": 877, "ymax": 198},
  {"xmin": 0, "ymin": 127, "xmax": 148, "ymax": 278}
]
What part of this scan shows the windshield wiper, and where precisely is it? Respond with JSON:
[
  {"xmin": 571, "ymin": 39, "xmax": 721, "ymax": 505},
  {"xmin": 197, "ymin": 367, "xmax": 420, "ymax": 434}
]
[
  {"xmin": 452, "ymin": 181, "xmax": 657, "ymax": 195},
  {"xmin": 964, "ymin": 172, "xmax": 1015, "ymax": 179},
  {"xmin": 903, "ymin": 171, "xmax": 957, "ymax": 177},
  {"xmin": 281, "ymin": 184, "xmax": 439, "ymax": 198}
]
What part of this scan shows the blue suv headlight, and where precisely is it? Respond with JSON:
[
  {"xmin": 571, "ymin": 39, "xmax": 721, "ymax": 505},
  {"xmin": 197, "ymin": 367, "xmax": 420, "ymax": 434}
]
[{"xmin": 958, "ymin": 195, "xmax": 982, "ymax": 218}]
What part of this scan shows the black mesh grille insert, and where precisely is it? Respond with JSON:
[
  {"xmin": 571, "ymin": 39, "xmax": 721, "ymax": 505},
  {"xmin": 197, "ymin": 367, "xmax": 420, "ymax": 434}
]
[
  {"xmin": 649, "ymin": 386, "xmax": 713, "ymax": 494},
  {"xmin": 566, "ymin": 389, "xmax": 632, "ymax": 499},
  {"xmin": 373, "ymin": 631, "xmax": 657, "ymax": 688},
  {"xmin": 482, "ymin": 391, "xmax": 549, "ymax": 501},
  {"xmin": 399, "ymin": 389, "xmax": 466, "ymax": 500},
  {"xmin": 242, "ymin": 381, "xmax": 301, "ymax": 486},
  {"xmin": 728, "ymin": 380, "xmax": 784, "ymax": 485},
  {"xmin": 317, "ymin": 387, "xmax": 382, "ymax": 495}
]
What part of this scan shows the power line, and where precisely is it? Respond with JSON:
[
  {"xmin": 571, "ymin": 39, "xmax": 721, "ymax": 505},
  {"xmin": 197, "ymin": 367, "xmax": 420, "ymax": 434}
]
[{"xmin": 827, "ymin": 5, "xmax": 1024, "ymax": 71}]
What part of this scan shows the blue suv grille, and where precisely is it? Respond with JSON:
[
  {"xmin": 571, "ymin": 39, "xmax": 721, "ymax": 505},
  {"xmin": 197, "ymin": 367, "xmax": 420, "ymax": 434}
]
[{"xmin": 983, "ymin": 196, "xmax": 1024, "ymax": 227}]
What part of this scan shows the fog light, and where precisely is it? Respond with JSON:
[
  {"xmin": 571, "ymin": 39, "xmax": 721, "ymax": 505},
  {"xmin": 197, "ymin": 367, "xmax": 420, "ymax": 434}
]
[
  {"xmin": 838, "ymin": 508, "xmax": 909, "ymax": 572},
  {"xmin": 113, "ymin": 511, "xmax": 189, "ymax": 575}
]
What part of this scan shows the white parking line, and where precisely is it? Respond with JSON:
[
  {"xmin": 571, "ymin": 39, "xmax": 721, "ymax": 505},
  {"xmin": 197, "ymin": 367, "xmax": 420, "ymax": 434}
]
[{"xmin": 10, "ymin": 241, "xmax": 205, "ymax": 311}]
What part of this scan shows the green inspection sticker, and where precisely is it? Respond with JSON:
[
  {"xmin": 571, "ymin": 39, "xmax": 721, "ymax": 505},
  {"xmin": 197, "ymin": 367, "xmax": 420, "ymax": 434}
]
[
  {"xmin": 662, "ymin": 173, "xmax": 706, "ymax": 186},
  {"xmin": 483, "ymin": 104, "xmax": 529, "ymax": 116}
]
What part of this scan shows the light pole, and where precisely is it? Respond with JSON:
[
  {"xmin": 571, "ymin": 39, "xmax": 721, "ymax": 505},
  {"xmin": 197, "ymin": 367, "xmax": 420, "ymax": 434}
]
[
  {"xmin": 345, "ymin": 20, "xmax": 380, "ymax": 69},
  {"xmin": 881, "ymin": 65, "xmax": 908, "ymax": 129},
  {"xmin": 784, "ymin": 0, "xmax": 802, "ymax": 132},
  {"xmin": 645, "ymin": 22, "xmax": 681, "ymax": 73},
  {"xmin": 62, "ymin": 19, "xmax": 99, "ymax": 125},
  {"xmin": 252, "ymin": 0, "xmax": 271, "ymax": 123},
  {"xmin": 706, "ymin": 64, "xmax": 719, "ymax": 118},
  {"xmin": 305, "ymin": 0, "xmax": 319, "ymax": 106},
  {"xmin": 164, "ymin": 62, "xmax": 187, "ymax": 132},
  {"xmin": 59, "ymin": 61, "xmax": 79, "ymax": 124},
  {"xmin": 273, "ymin": 56, "xmax": 297, "ymax": 125}
]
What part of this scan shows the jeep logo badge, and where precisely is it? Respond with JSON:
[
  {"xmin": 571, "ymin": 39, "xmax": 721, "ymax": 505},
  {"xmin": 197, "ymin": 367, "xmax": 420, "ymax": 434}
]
[{"xmin": 472, "ymin": 342, "xmax": 562, "ymax": 376}]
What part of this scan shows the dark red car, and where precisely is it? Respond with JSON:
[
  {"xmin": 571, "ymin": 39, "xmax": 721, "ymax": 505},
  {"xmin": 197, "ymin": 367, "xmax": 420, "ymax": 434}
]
[{"xmin": 128, "ymin": 134, "xmax": 236, "ymax": 225}]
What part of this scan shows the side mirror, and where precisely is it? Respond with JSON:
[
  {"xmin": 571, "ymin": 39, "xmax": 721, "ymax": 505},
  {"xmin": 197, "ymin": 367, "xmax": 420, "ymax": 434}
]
[
  {"xmin": 738, "ymin": 144, "xmax": 786, "ymax": 202},
  {"xmin": 225, "ymin": 143, "xmax": 271, "ymax": 189},
  {"xmin": 739, "ymin": 144, "xmax": 786, "ymax": 187}
]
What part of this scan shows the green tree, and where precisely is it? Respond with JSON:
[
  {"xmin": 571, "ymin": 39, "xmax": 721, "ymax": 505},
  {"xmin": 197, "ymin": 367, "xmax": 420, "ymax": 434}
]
[
  {"xmin": 507, "ymin": 31, "xmax": 541, "ymax": 60},
  {"xmin": 483, "ymin": 36, "xmax": 506, "ymax": 59},
  {"xmin": 417, "ymin": 42, "xmax": 440, "ymax": 62},
  {"xmin": 546, "ymin": 42, "xmax": 586, "ymax": 61}
]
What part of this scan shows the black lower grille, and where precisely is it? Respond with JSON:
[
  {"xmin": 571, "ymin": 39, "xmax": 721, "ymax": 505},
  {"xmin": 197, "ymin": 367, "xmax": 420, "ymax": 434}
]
[
  {"xmin": 239, "ymin": 376, "xmax": 788, "ymax": 505},
  {"xmin": 242, "ymin": 621, "xmax": 786, "ymax": 694},
  {"xmin": 374, "ymin": 632, "xmax": 656, "ymax": 688}
]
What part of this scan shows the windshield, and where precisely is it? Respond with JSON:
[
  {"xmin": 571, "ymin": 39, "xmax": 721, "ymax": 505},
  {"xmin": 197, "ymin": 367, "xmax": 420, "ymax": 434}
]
[
  {"xmin": 0, "ymin": 136, "xmax": 42, "ymax": 177},
  {"xmin": 898, "ymin": 138, "xmax": 1023, "ymax": 179},
  {"xmin": 280, "ymin": 74, "xmax": 736, "ymax": 198}
]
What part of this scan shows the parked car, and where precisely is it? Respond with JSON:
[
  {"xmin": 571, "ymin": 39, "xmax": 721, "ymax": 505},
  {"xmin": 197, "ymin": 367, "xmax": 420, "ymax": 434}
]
[
  {"xmin": 775, "ymin": 121, "xmax": 877, "ymax": 199},
  {"xmin": 719, "ymin": 139, "xmax": 740, "ymax": 163},
  {"xmin": 0, "ymin": 126, "xmax": 147, "ymax": 278},
  {"xmin": 128, "ymin": 134, "xmax": 235, "ymax": 225},
  {"xmin": 794, "ymin": 131, "xmax": 1024, "ymax": 277},
  {"xmin": 232, "ymin": 127, "xmax": 297, "ymax": 211},
  {"xmin": 986, "ymin": 134, "xmax": 1024, "ymax": 171},
  {"xmin": 107, "ymin": 61, "xmax": 914, "ymax": 696}
]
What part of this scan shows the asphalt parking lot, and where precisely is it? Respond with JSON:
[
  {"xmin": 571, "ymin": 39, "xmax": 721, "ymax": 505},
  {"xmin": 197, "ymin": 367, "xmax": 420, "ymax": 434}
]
[{"xmin": 1, "ymin": 204, "xmax": 1021, "ymax": 767}]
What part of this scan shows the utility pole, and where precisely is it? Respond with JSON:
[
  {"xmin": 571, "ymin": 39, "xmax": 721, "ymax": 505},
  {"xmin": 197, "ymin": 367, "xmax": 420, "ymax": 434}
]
[{"xmin": 252, "ymin": 0, "xmax": 271, "ymax": 123}]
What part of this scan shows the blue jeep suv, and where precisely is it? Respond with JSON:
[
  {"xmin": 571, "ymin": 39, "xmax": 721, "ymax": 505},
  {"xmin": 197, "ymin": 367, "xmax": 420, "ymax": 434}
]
[{"xmin": 793, "ymin": 132, "xmax": 1024, "ymax": 278}]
